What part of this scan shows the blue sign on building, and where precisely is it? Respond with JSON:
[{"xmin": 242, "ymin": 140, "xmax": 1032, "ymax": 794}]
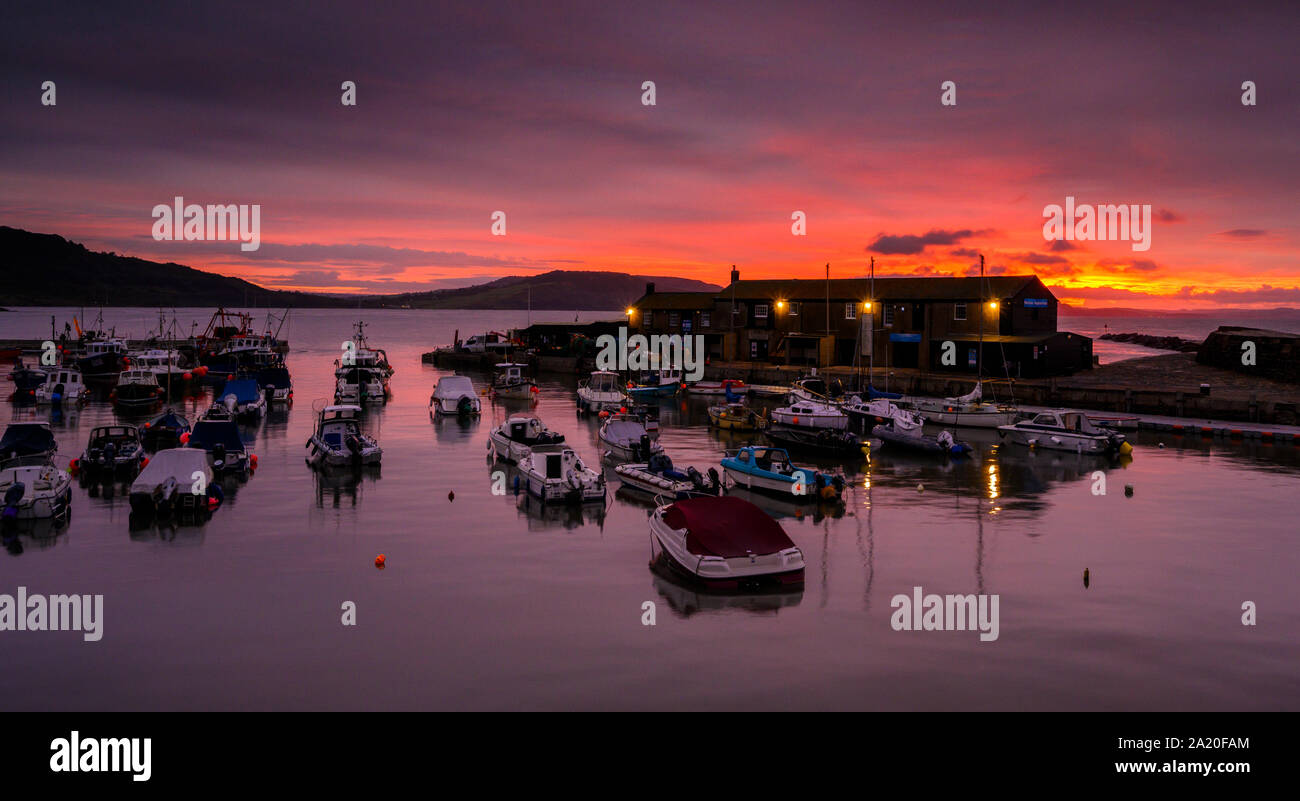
[
  {"xmin": 1024, "ymin": 298, "xmax": 1049, "ymax": 308},
  {"xmin": 888, "ymin": 333, "xmax": 922, "ymax": 343}
]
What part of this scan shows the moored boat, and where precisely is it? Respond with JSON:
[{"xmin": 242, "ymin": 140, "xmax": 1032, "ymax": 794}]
[
  {"xmin": 139, "ymin": 409, "xmax": 191, "ymax": 450},
  {"xmin": 1, "ymin": 464, "xmax": 72, "ymax": 522},
  {"xmin": 186, "ymin": 416, "xmax": 254, "ymax": 477},
  {"xmin": 516, "ymin": 443, "xmax": 605, "ymax": 504},
  {"xmin": 255, "ymin": 366, "xmax": 293, "ymax": 405},
  {"xmin": 305, "ymin": 404, "xmax": 382, "ymax": 468},
  {"xmin": 430, "ymin": 375, "xmax": 482, "ymax": 417},
  {"xmin": 903, "ymin": 382, "xmax": 1018, "ymax": 428},
  {"xmin": 215, "ymin": 377, "xmax": 267, "ymax": 420},
  {"xmin": 76, "ymin": 425, "xmax": 147, "ymax": 480},
  {"xmin": 111, "ymin": 369, "xmax": 164, "ymax": 409},
  {"xmin": 649, "ymin": 495, "xmax": 805, "ymax": 589},
  {"xmin": 720, "ymin": 445, "xmax": 844, "ymax": 500},
  {"xmin": 77, "ymin": 338, "xmax": 127, "ymax": 381},
  {"xmin": 707, "ymin": 402, "xmax": 767, "ymax": 431},
  {"xmin": 487, "ymin": 414, "xmax": 565, "ymax": 463},
  {"xmin": 685, "ymin": 378, "xmax": 746, "ymax": 397},
  {"xmin": 770, "ymin": 399, "xmax": 848, "ymax": 430},
  {"xmin": 765, "ymin": 425, "xmax": 869, "ymax": 457},
  {"xmin": 871, "ymin": 417, "xmax": 972, "ymax": 457},
  {"xmin": 997, "ymin": 409, "xmax": 1132, "ymax": 455},
  {"xmin": 597, "ymin": 412, "xmax": 664, "ymax": 461},
  {"xmin": 615, "ymin": 452, "xmax": 722, "ymax": 498},
  {"xmin": 626, "ymin": 368, "xmax": 682, "ymax": 399},
  {"xmin": 128, "ymin": 447, "xmax": 221, "ymax": 519},
  {"xmin": 0, "ymin": 423, "xmax": 58, "ymax": 469},
  {"xmin": 576, "ymin": 370, "xmax": 625, "ymax": 413},
  {"xmin": 33, "ymin": 366, "xmax": 90, "ymax": 406},
  {"xmin": 490, "ymin": 362, "xmax": 537, "ymax": 400}
]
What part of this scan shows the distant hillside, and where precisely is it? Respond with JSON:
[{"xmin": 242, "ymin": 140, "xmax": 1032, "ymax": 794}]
[
  {"xmin": 0, "ymin": 227, "xmax": 717, "ymax": 309},
  {"xmin": 373, "ymin": 271, "xmax": 719, "ymax": 310}
]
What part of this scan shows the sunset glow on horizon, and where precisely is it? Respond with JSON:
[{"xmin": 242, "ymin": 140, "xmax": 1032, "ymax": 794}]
[{"xmin": 3, "ymin": 1, "xmax": 1296, "ymax": 309}]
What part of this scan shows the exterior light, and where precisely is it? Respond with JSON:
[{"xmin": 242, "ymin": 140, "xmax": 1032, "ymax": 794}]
[
  {"xmin": 863, "ymin": 301, "xmax": 872, "ymax": 311},
  {"xmin": 988, "ymin": 301, "xmax": 999, "ymax": 310},
  {"xmin": 776, "ymin": 300, "xmax": 786, "ymax": 310},
  {"xmin": 626, "ymin": 308, "xmax": 635, "ymax": 316}
]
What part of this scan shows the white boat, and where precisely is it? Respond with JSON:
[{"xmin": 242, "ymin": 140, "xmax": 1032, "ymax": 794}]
[
  {"xmin": 487, "ymin": 415, "xmax": 565, "ymax": 463},
  {"xmin": 517, "ymin": 444, "xmax": 605, "ymax": 504},
  {"xmin": 33, "ymin": 366, "xmax": 90, "ymax": 406},
  {"xmin": 490, "ymin": 362, "xmax": 537, "ymax": 400},
  {"xmin": 684, "ymin": 378, "xmax": 746, "ymax": 397},
  {"xmin": 842, "ymin": 395, "xmax": 923, "ymax": 429},
  {"xmin": 997, "ymin": 409, "xmax": 1132, "ymax": 455},
  {"xmin": 0, "ymin": 464, "xmax": 72, "ymax": 521},
  {"xmin": 430, "ymin": 375, "xmax": 482, "ymax": 417},
  {"xmin": 111, "ymin": 369, "xmax": 164, "ymax": 409},
  {"xmin": 871, "ymin": 415, "xmax": 972, "ymax": 456},
  {"xmin": 649, "ymin": 495, "xmax": 805, "ymax": 589},
  {"xmin": 576, "ymin": 370, "xmax": 626, "ymax": 413},
  {"xmin": 128, "ymin": 447, "xmax": 219, "ymax": 518},
  {"xmin": 305, "ymin": 405, "xmax": 383, "ymax": 468},
  {"xmin": 129, "ymin": 349, "xmax": 190, "ymax": 391},
  {"xmin": 746, "ymin": 384, "xmax": 789, "ymax": 398},
  {"xmin": 614, "ymin": 452, "xmax": 722, "ymax": 498},
  {"xmin": 597, "ymin": 413, "xmax": 664, "ymax": 461},
  {"xmin": 904, "ymin": 382, "xmax": 1018, "ymax": 428},
  {"xmin": 769, "ymin": 400, "xmax": 848, "ymax": 430},
  {"xmin": 786, "ymin": 375, "xmax": 839, "ymax": 403},
  {"xmin": 335, "ymin": 366, "xmax": 387, "ymax": 405},
  {"xmin": 78, "ymin": 425, "xmax": 147, "ymax": 478}
]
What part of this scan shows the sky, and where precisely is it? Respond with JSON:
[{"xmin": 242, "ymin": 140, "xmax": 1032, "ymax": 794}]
[{"xmin": 2, "ymin": 0, "xmax": 1297, "ymax": 309}]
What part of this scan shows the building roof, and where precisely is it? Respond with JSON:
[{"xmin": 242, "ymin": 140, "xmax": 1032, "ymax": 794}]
[
  {"xmin": 629, "ymin": 275, "xmax": 1052, "ymax": 309},
  {"xmin": 632, "ymin": 292, "xmax": 718, "ymax": 310}
]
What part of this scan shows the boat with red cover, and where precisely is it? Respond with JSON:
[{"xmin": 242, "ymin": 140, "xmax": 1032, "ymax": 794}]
[{"xmin": 649, "ymin": 495, "xmax": 805, "ymax": 590}]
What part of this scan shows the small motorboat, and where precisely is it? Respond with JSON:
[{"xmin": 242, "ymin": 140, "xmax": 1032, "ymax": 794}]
[
  {"xmin": 770, "ymin": 399, "xmax": 848, "ymax": 430},
  {"xmin": 430, "ymin": 375, "xmax": 482, "ymax": 417},
  {"xmin": 997, "ymin": 409, "xmax": 1132, "ymax": 455},
  {"xmin": 516, "ymin": 443, "xmax": 605, "ymax": 504},
  {"xmin": 614, "ymin": 452, "xmax": 722, "ymax": 499},
  {"xmin": 111, "ymin": 369, "xmax": 164, "ymax": 409},
  {"xmin": 129, "ymin": 447, "xmax": 221, "ymax": 519},
  {"xmin": 487, "ymin": 414, "xmax": 565, "ymax": 463},
  {"xmin": 1, "ymin": 464, "xmax": 72, "ymax": 522},
  {"xmin": 7, "ymin": 358, "xmax": 49, "ymax": 399},
  {"xmin": 649, "ymin": 495, "xmax": 805, "ymax": 589},
  {"xmin": 787, "ymin": 374, "xmax": 842, "ymax": 403},
  {"xmin": 335, "ymin": 366, "xmax": 387, "ymax": 405},
  {"xmin": 576, "ymin": 370, "xmax": 625, "ymax": 413},
  {"xmin": 903, "ymin": 382, "xmax": 1018, "ymax": 428},
  {"xmin": 765, "ymin": 425, "xmax": 870, "ymax": 457},
  {"xmin": 255, "ymin": 365, "xmax": 293, "ymax": 405},
  {"xmin": 33, "ymin": 367, "xmax": 90, "ymax": 406},
  {"xmin": 216, "ymin": 377, "xmax": 267, "ymax": 420},
  {"xmin": 625, "ymin": 368, "xmax": 682, "ymax": 399},
  {"xmin": 707, "ymin": 402, "xmax": 767, "ymax": 431},
  {"xmin": 77, "ymin": 425, "xmax": 147, "ymax": 480},
  {"xmin": 490, "ymin": 362, "xmax": 537, "ymax": 400},
  {"xmin": 0, "ymin": 423, "xmax": 57, "ymax": 469},
  {"xmin": 139, "ymin": 409, "xmax": 191, "ymax": 450},
  {"xmin": 305, "ymin": 404, "xmax": 382, "ymax": 468},
  {"xmin": 187, "ymin": 417, "xmax": 253, "ymax": 476},
  {"xmin": 684, "ymin": 378, "xmax": 746, "ymax": 397},
  {"xmin": 871, "ymin": 417, "xmax": 972, "ymax": 457},
  {"xmin": 597, "ymin": 412, "xmax": 664, "ymax": 461},
  {"xmin": 720, "ymin": 445, "xmax": 844, "ymax": 500}
]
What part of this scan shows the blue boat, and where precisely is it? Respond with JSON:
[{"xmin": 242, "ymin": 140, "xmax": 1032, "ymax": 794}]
[
  {"xmin": 625, "ymin": 368, "xmax": 681, "ymax": 399},
  {"xmin": 215, "ymin": 378, "xmax": 267, "ymax": 420},
  {"xmin": 720, "ymin": 445, "xmax": 844, "ymax": 500},
  {"xmin": 186, "ymin": 417, "xmax": 252, "ymax": 476}
]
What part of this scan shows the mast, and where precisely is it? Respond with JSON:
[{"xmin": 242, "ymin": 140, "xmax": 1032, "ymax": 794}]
[
  {"xmin": 869, "ymin": 256, "xmax": 875, "ymax": 390},
  {"xmin": 977, "ymin": 254, "xmax": 984, "ymax": 382}
]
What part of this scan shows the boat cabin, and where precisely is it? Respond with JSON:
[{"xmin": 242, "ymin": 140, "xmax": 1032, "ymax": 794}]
[
  {"xmin": 86, "ymin": 340, "xmax": 126, "ymax": 356},
  {"xmin": 734, "ymin": 446, "xmax": 795, "ymax": 474},
  {"xmin": 1027, "ymin": 410, "xmax": 1103, "ymax": 434},
  {"xmin": 316, "ymin": 406, "xmax": 364, "ymax": 447},
  {"xmin": 119, "ymin": 369, "xmax": 159, "ymax": 385},
  {"xmin": 586, "ymin": 371, "xmax": 622, "ymax": 392},
  {"xmin": 529, "ymin": 444, "xmax": 578, "ymax": 479},
  {"xmin": 495, "ymin": 363, "xmax": 529, "ymax": 384},
  {"xmin": 88, "ymin": 425, "xmax": 141, "ymax": 449},
  {"xmin": 41, "ymin": 368, "xmax": 84, "ymax": 389}
]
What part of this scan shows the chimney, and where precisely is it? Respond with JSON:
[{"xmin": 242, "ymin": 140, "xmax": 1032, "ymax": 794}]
[
  {"xmin": 730, "ymin": 265, "xmax": 740, "ymax": 283},
  {"xmin": 645, "ymin": 282, "xmax": 655, "ymax": 296}
]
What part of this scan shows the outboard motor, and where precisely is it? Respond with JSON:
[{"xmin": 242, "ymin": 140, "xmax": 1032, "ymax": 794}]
[
  {"xmin": 687, "ymin": 466, "xmax": 705, "ymax": 490},
  {"xmin": 101, "ymin": 439, "xmax": 117, "ymax": 469},
  {"xmin": 212, "ymin": 443, "xmax": 227, "ymax": 471},
  {"xmin": 223, "ymin": 394, "xmax": 237, "ymax": 414},
  {"xmin": 637, "ymin": 433, "xmax": 652, "ymax": 461},
  {"xmin": 707, "ymin": 467, "xmax": 722, "ymax": 492},
  {"xmin": 829, "ymin": 378, "xmax": 844, "ymax": 398},
  {"xmin": 3, "ymin": 482, "xmax": 25, "ymax": 523},
  {"xmin": 457, "ymin": 396, "xmax": 475, "ymax": 415},
  {"xmin": 345, "ymin": 433, "xmax": 364, "ymax": 465},
  {"xmin": 52, "ymin": 382, "xmax": 65, "ymax": 405}
]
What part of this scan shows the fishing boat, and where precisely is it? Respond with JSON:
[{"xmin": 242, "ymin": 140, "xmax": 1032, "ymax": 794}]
[
  {"xmin": 430, "ymin": 375, "xmax": 482, "ymax": 417},
  {"xmin": 335, "ymin": 365, "xmax": 387, "ymax": 405},
  {"xmin": 871, "ymin": 415, "xmax": 971, "ymax": 457},
  {"xmin": 77, "ymin": 338, "xmax": 128, "ymax": 381},
  {"xmin": 129, "ymin": 349, "xmax": 190, "ymax": 394},
  {"xmin": 216, "ymin": 377, "xmax": 267, "ymax": 420},
  {"xmin": 7, "ymin": 360, "xmax": 49, "ymax": 399},
  {"xmin": 344, "ymin": 321, "xmax": 394, "ymax": 378},
  {"xmin": 770, "ymin": 399, "xmax": 848, "ymax": 430},
  {"xmin": 764, "ymin": 425, "xmax": 870, "ymax": 457},
  {"xmin": 597, "ymin": 412, "xmax": 664, "ymax": 461},
  {"xmin": 129, "ymin": 448, "xmax": 221, "ymax": 518},
  {"xmin": 720, "ymin": 445, "xmax": 844, "ymax": 500},
  {"xmin": 139, "ymin": 409, "xmax": 191, "ymax": 450},
  {"xmin": 648, "ymin": 495, "xmax": 805, "ymax": 589},
  {"xmin": 111, "ymin": 369, "xmax": 164, "ymax": 409},
  {"xmin": 487, "ymin": 414, "xmax": 565, "ymax": 463},
  {"xmin": 0, "ymin": 423, "xmax": 58, "ymax": 468},
  {"xmin": 305, "ymin": 404, "xmax": 383, "ymax": 468},
  {"xmin": 490, "ymin": 362, "xmax": 537, "ymax": 400},
  {"xmin": 997, "ymin": 409, "xmax": 1132, "ymax": 455},
  {"xmin": 684, "ymin": 378, "xmax": 746, "ymax": 397},
  {"xmin": 1, "ymin": 464, "xmax": 72, "ymax": 522},
  {"xmin": 903, "ymin": 382, "xmax": 1018, "ymax": 428},
  {"xmin": 33, "ymin": 366, "xmax": 90, "ymax": 406},
  {"xmin": 77, "ymin": 425, "xmax": 147, "ymax": 479},
  {"xmin": 255, "ymin": 365, "xmax": 293, "ymax": 404},
  {"xmin": 614, "ymin": 452, "xmax": 722, "ymax": 498},
  {"xmin": 576, "ymin": 370, "xmax": 625, "ymax": 413},
  {"xmin": 516, "ymin": 443, "xmax": 605, "ymax": 504},
  {"xmin": 706, "ymin": 402, "xmax": 767, "ymax": 431},
  {"xmin": 626, "ymin": 368, "xmax": 682, "ymax": 399},
  {"xmin": 187, "ymin": 416, "xmax": 253, "ymax": 476}
]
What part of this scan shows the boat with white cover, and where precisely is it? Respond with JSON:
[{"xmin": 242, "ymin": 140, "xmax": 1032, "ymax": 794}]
[
  {"xmin": 516, "ymin": 443, "xmax": 605, "ymax": 504},
  {"xmin": 1, "ymin": 464, "xmax": 72, "ymax": 521},
  {"xmin": 997, "ymin": 409, "xmax": 1132, "ymax": 455},
  {"xmin": 487, "ymin": 415, "xmax": 565, "ymax": 463},
  {"xmin": 430, "ymin": 375, "xmax": 482, "ymax": 417},
  {"xmin": 128, "ymin": 447, "xmax": 220, "ymax": 518},
  {"xmin": 597, "ymin": 412, "xmax": 664, "ymax": 461},
  {"xmin": 649, "ymin": 495, "xmax": 805, "ymax": 589},
  {"xmin": 305, "ymin": 404, "xmax": 383, "ymax": 468},
  {"xmin": 903, "ymin": 382, "xmax": 1018, "ymax": 428}
]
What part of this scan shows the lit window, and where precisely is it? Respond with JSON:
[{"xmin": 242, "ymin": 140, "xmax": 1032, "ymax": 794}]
[
  {"xmin": 954, "ymin": 302, "xmax": 967, "ymax": 321},
  {"xmin": 754, "ymin": 304, "xmax": 769, "ymax": 319},
  {"xmin": 701, "ymin": 312, "xmax": 711, "ymax": 327},
  {"xmin": 789, "ymin": 302, "xmax": 800, "ymax": 316},
  {"xmin": 884, "ymin": 305, "xmax": 895, "ymax": 326},
  {"xmin": 845, "ymin": 302, "xmax": 856, "ymax": 320}
]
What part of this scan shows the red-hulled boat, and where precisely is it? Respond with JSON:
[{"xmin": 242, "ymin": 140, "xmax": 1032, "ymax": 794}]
[{"xmin": 649, "ymin": 495, "xmax": 805, "ymax": 590}]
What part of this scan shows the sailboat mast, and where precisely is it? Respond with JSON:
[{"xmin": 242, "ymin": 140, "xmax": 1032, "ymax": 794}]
[{"xmin": 977, "ymin": 254, "xmax": 984, "ymax": 381}]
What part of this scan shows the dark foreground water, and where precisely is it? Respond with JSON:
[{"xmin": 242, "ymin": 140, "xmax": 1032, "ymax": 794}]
[{"xmin": 1, "ymin": 308, "xmax": 1298, "ymax": 710}]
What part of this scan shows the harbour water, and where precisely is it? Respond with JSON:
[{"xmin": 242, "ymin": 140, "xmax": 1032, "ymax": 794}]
[{"xmin": 2, "ymin": 307, "xmax": 1298, "ymax": 710}]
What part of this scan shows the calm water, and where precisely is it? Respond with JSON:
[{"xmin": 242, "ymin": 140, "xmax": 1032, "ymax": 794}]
[
  {"xmin": 2, "ymin": 308, "xmax": 1298, "ymax": 711},
  {"xmin": 1060, "ymin": 311, "xmax": 1300, "ymax": 363}
]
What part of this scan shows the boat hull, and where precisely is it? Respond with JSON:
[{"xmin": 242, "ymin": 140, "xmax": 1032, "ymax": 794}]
[{"xmin": 996, "ymin": 425, "xmax": 1116, "ymax": 453}]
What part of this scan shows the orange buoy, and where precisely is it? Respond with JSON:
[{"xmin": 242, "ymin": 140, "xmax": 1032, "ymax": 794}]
[
  {"xmin": 792, "ymin": 416, "xmax": 800, "ymax": 425},
  {"xmin": 619, "ymin": 406, "xmax": 627, "ymax": 414},
  {"xmin": 249, "ymin": 454, "xmax": 258, "ymax": 470},
  {"xmin": 140, "ymin": 457, "xmax": 149, "ymax": 468},
  {"xmin": 375, "ymin": 554, "xmax": 386, "ymax": 569},
  {"xmin": 183, "ymin": 372, "xmax": 192, "ymax": 380},
  {"xmin": 180, "ymin": 432, "xmax": 190, "ymax": 444}
]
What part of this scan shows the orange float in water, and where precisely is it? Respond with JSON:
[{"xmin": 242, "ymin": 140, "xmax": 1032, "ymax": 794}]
[
  {"xmin": 179, "ymin": 432, "xmax": 190, "ymax": 444},
  {"xmin": 374, "ymin": 554, "xmax": 386, "ymax": 569}
]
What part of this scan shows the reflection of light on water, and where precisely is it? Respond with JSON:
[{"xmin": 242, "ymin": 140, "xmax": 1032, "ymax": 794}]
[{"xmin": 987, "ymin": 463, "xmax": 999, "ymax": 500}]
